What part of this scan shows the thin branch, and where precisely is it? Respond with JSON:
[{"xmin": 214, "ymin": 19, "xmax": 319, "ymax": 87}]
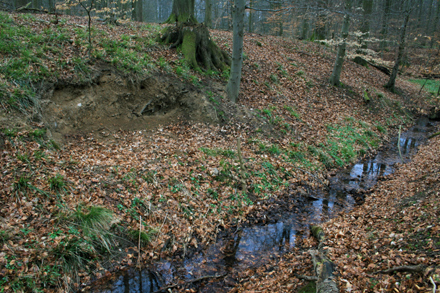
[
  {"xmin": 374, "ymin": 264, "xmax": 426, "ymax": 274},
  {"xmin": 430, "ymin": 276, "xmax": 437, "ymax": 293}
]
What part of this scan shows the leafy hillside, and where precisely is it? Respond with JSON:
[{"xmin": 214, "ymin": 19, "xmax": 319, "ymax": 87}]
[{"xmin": 0, "ymin": 11, "xmax": 437, "ymax": 292}]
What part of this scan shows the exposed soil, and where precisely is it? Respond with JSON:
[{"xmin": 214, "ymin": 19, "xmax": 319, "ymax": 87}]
[{"xmin": 40, "ymin": 69, "xmax": 216, "ymax": 142}]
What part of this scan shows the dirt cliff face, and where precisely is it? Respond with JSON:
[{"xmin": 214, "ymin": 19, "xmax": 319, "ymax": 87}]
[{"xmin": 41, "ymin": 70, "xmax": 219, "ymax": 142}]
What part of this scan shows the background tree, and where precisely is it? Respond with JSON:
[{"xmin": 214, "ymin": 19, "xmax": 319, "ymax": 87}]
[
  {"xmin": 226, "ymin": 0, "xmax": 245, "ymax": 103},
  {"xmin": 204, "ymin": 0, "xmax": 212, "ymax": 27},
  {"xmin": 330, "ymin": 0, "xmax": 352, "ymax": 86},
  {"xmin": 385, "ymin": 4, "xmax": 411, "ymax": 92}
]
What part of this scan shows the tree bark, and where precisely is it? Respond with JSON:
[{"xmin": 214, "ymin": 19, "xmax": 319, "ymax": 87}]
[
  {"xmin": 164, "ymin": 0, "xmax": 197, "ymax": 24},
  {"xmin": 248, "ymin": 0, "xmax": 253, "ymax": 33},
  {"xmin": 160, "ymin": 0, "xmax": 230, "ymax": 71},
  {"xmin": 385, "ymin": 7, "xmax": 410, "ymax": 92},
  {"xmin": 204, "ymin": 0, "xmax": 212, "ymax": 28},
  {"xmin": 226, "ymin": 0, "xmax": 245, "ymax": 103},
  {"xmin": 132, "ymin": 0, "xmax": 143, "ymax": 22},
  {"xmin": 358, "ymin": 0, "xmax": 373, "ymax": 52},
  {"xmin": 329, "ymin": 0, "xmax": 351, "ymax": 86},
  {"xmin": 380, "ymin": 0, "xmax": 392, "ymax": 50}
]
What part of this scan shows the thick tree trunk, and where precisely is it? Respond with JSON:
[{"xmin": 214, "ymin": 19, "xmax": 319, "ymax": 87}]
[
  {"xmin": 160, "ymin": 0, "xmax": 230, "ymax": 71},
  {"xmin": 329, "ymin": 1, "xmax": 351, "ymax": 86},
  {"xmin": 164, "ymin": 0, "xmax": 197, "ymax": 24},
  {"xmin": 204, "ymin": 0, "xmax": 212, "ymax": 28},
  {"xmin": 385, "ymin": 8, "xmax": 410, "ymax": 92},
  {"xmin": 132, "ymin": 0, "xmax": 143, "ymax": 22},
  {"xmin": 226, "ymin": 0, "xmax": 245, "ymax": 103}
]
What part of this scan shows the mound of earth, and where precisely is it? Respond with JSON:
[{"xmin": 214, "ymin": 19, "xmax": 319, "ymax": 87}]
[{"xmin": 40, "ymin": 69, "xmax": 219, "ymax": 141}]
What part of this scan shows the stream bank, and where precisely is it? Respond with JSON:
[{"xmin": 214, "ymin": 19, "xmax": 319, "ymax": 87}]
[{"xmin": 82, "ymin": 117, "xmax": 437, "ymax": 293}]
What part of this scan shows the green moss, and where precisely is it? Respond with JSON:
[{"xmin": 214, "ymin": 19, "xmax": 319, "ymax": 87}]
[{"xmin": 182, "ymin": 29, "xmax": 198, "ymax": 70}]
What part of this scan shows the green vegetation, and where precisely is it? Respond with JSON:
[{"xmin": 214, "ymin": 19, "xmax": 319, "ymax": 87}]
[
  {"xmin": 49, "ymin": 173, "xmax": 67, "ymax": 192},
  {"xmin": 200, "ymin": 147, "xmax": 236, "ymax": 158},
  {"xmin": 409, "ymin": 78, "xmax": 440, "ymax": 96}
]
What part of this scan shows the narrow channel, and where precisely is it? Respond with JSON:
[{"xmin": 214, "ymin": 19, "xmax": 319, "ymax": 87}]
[{"xmin": 84, "ymin": 117, "xmax": 436, "ymax": 293}]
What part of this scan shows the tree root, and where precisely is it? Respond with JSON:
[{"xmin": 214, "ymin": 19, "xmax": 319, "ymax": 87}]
[{"xmin": 159, "ymin": 24, "xmax": 230, "ymax": 72}]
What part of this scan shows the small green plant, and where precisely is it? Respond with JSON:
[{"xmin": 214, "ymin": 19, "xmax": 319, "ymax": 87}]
[
  {"xmin": 296, "ymin": 70, "xmax": 305, "ymax": 77},
  {"xmin": 268, "ymin": 144, "xmax": 282, "ymax": 155},
  {"xmin": 2, "ymin": 128, "xmax": 17, "ymax": 137},
  {"xmin": 270, "ymin": 74, "xmax": 279, "ymax": 83},
  {"xmin": 16, "ymin": 152, "xmax": 30, "ymax": 163},
  {"xmin": 127, "ymin": 227, "xmax": 157, "ymax": 246},
  {"xmin": 376, "ymin": 124, "xmax": 386, "ymax": 133},
  {"xmin": 49, "ymin": 174, "xmax": 66, "ymax": 192},
  {"xmin": 31, "ymin": 128, "xmax": 46, "ymax": 138},
  {"xmin": 13, "ymin": 176, "xmax": 29, "ymax": 192},
  {"xmin": 284, "ymin": 105, "xmax": 301, "ymax": 119}
]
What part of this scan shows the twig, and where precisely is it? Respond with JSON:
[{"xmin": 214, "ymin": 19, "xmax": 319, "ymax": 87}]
[
  {"xmin": 136, "ymin": 215, "xmax": 142, "ymax": 270},
  {"xmin": 374, "ymin": 264, "xmax": 426, "ymax": 274},
  {"xmin": 429, "ymin": 131, "xmax": 440, "ymax": 139},
  {"xmin": 430, "ymin": 276, "xmax": 437, "ymax": 293},
  {"xmin": 398, "ymin": 125, "xmax": 403, "ymax": 163},
  {"xmin": 153, "ymin": 273, "xmax": 227, "ymax": 293}
]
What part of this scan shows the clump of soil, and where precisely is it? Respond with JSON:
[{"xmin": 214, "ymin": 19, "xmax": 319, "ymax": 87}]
[{"xmin": 40, "ymin": 69, "xmax": 220, "ymax": 142}]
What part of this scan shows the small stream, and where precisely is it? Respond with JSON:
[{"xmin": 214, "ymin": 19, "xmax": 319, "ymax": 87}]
[{"xmin": 83, "ymin": 117, "xmax": 436, "ymax": 293}]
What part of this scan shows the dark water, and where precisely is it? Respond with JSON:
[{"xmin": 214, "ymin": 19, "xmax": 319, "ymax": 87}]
[{"xmin": 83, "ymin": 117, "xmax": 436, "ymax": 293}]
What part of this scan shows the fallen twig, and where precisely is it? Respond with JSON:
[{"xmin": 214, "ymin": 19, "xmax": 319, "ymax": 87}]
[
  {"xmin": 374, "ymin": 264, "xmax": 426, "ymax": 274},
  {"xmin": 430, "ymin": 276, "xmax": 437, "ymax": 293},
  {"xmin": 153, "ymin": 273, "xmax": 227, "ymax": 293},
  {"xmin": 398, "ymin": 125, "xmax": 403, "ymax": 163},
  {"xmin": 429, "ymin": 131, "xmax": 440, "ymax": 139}
]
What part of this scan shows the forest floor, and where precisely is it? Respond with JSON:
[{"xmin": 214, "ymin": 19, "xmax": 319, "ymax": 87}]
[{"xmin": 0, "ymin": 11, "xmax": 439, "ymax": 292}]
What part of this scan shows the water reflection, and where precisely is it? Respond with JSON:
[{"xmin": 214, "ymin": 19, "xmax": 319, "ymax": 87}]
[{"xmin": 88, "ymin": 270, "xmax": 162, "ymax": 293}]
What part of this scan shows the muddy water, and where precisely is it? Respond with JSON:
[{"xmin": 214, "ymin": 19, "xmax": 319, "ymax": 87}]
[{"xmin": 84, "ymin": 117, "xmax": 436, "ymax": 293}]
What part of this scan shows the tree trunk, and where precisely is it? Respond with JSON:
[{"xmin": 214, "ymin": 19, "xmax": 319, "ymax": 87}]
[
  {"xmin": 425, "ymin": 0, "xmax": 435, "ymax": 35},
  {"xmin": 312, "ymin": 0, "xmax": 328, "ymax": 40},
  {"xmin": 132, "ymin": 0, "xmax": 143, "ymax": 22},
  {"xmin": 385, "ymin": 7, "xmax": 410, "ymax": 92},
  {"xmin": 160, "ymin": 0, "xmax": 230, "ymax": 71},
  {"xmin": 358, "ymin": 0, "xmax": 373, "ymax": 52},
  {"xmin": 329, "ymin": 1, "xmax": 351, "ymax": 86},
  {"xmin": 380, "ymin": 0, "xmax": 392, "ymax": 50},
  {"xmin": 204, "ymin": 0, "xmax": 212, "ymax": 27},
  {"xmin": 48, "ymin": 0, "xmax": 54, "ymax": 13},
  {"xmin": 248, "ymin": 0, "xmax": 253, "ymax": 33},
  {"xmin": 164, "ymin": 0, "xmax": 197, "ymax": 24},
  {"xmin": 430, "ymin": 0, "xmax": 440, "ymax": 47},
  {"xmin": 226, "ymin": 0, "xmax": 245, "ymax": 103}
]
